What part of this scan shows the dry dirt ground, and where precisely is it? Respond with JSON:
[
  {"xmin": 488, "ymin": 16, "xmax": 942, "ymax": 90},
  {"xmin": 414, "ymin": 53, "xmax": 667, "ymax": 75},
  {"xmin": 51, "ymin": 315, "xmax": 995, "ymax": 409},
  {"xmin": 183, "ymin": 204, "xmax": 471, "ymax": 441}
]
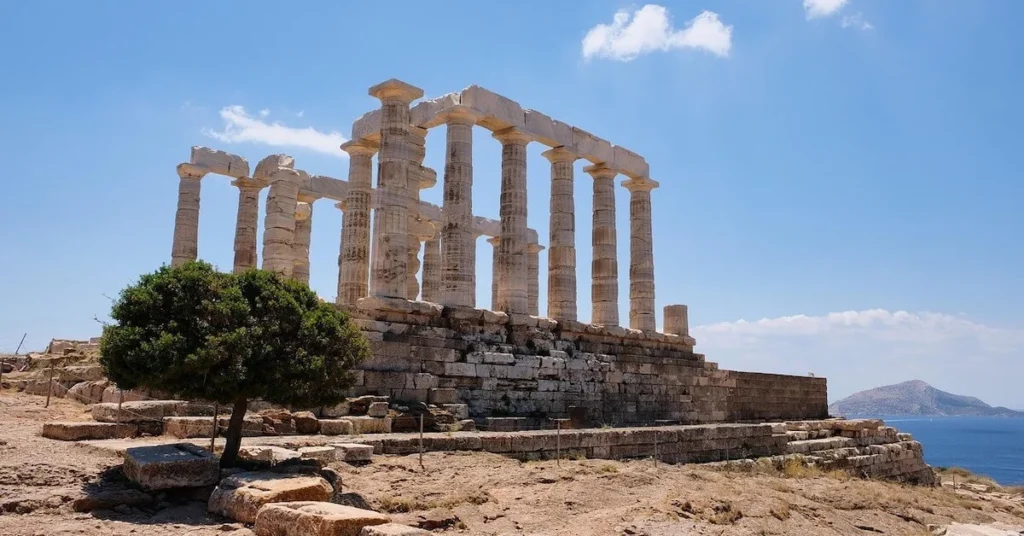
[{"xmin": 2, "ymin": 389, "xmax": 1023, "ymax": 536}]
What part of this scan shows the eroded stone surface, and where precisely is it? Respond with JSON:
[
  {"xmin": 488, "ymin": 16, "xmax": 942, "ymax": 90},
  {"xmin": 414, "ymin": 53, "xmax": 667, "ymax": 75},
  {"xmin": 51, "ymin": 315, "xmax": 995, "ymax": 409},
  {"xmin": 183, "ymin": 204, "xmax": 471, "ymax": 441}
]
[
  {"xmin": 123, "ymin": 443, "xmax": 220, "ymax": 491},
  {"xmin": 208, "ymin": 472, "xmax": 334, "ymax": 524},
  {"xmin": 253, "ymin": 501, "xmax": 389, "ymax": 536}
]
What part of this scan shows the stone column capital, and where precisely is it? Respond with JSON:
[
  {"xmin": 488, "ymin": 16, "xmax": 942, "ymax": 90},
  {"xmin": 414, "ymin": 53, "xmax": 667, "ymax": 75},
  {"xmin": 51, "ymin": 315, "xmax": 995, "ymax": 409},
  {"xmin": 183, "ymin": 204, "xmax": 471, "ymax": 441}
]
[
  {"xmin": 622, "ymin": 176, "xmax": 660, "ymax": 192},
  {"xmin": 486, "ymin": 235, "xmax": 500, "ymax": 246},
  {"xmin": 527, "ymin": 243, "xmax": 545, "ymax": 254},
  {"xmin": 492, "ymin": 127, "xmax": 532, "ymax": 146},
  {"xmin": 368, "ymin": 78, "xmax": 424, "ymax": 104},
  {"xmin": 541, "ymin": 146, "xmax": 579, "ymax": 164},
  {"xmin": 438, "ymin": 105, "xmax": 483, "ymax": 126},
  {"xmin": 176, "ymin": 163, "xmax": 207, "ymax": 180},
  {"xmin": 231, "ymin": 177, "xmax": 268, "ymax": 190},
  {"xmin": 340, "ymin": 139, "xmax": 379, "ymax": 157},
  {"xmin": 583, "ymin": 163, "xmax": 618, "ymax": 180}
]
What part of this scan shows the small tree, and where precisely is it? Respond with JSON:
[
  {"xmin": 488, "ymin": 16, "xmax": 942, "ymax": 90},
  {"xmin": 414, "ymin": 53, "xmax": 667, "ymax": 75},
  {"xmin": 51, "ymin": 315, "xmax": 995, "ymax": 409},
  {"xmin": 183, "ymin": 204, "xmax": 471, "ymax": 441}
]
[{"xmin": 100, "ymin": 261, "xmax": 370, "ymax": 466}]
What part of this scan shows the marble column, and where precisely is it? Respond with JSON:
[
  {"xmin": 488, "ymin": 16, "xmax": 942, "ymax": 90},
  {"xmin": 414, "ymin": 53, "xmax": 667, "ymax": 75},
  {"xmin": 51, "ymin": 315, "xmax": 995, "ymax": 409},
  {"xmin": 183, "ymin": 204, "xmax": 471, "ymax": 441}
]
[
  {"xmin": 527, "ymin": 242, "xmax": 544, "ymax": 317},
  {"xmin": 622, "ymin": 176, "xmax": 660, "ymax": 331},
  {"xmin": 421, "ymin": 223, "xmax": 441, "ymax": 303},
  {"xmin": 171, "ymin": 163, "xmax": 207, "ymax": 267},
  {"xmin": 261, "ymin": 168, "xmax": 303, "ymax": 276},
  {"xmin": 406, "ymin": 126, "xmax": 435, "ymax": 301},
  {"xmin": 585, "ymin": 164, "xmax": 620, "ymax": 327},
  {"xmin": 230, "ymin": 177, "xmax": 266, "ymax": 273},
  {"xmin": 541, "ymin": 147, "xmax": 578, "ymax": 321},
  {"xmin": 486, "ymin": 235, "xmax": 500, "ymax": 309},
  {"xmin": 493, "ymin": 128, "xmax": 531, "ymax": 314},
  {"xmin": 292, "ymin": 195, "xmax": 316, "ymax": 285},
  {"xmin": 368, "ymin": 79, "xmax": 423, "ymax": 299},
  {"xmin": 407, "ymin": 219, "xmax": 435, "ymax": 300},
  {"xmin": 337, "ymin": 139, "xmax": 378, "ymax": 306},
  {"xmin": 439, "ymin": 106, "xmax": 482, "ymax": 307}
]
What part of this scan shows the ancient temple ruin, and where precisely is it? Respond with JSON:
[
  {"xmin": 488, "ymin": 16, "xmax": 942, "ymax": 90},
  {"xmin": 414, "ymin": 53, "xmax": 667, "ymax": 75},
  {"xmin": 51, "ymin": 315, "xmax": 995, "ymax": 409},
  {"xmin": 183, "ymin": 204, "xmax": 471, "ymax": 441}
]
[{"xmin": 170, "ymin": 79, "xmax": 829, "ymax": 427}]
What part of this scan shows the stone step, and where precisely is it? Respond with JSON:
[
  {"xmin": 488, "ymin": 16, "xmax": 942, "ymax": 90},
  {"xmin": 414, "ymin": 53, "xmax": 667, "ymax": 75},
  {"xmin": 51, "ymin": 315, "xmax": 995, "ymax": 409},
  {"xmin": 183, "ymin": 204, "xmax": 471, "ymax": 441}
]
[{"xmin": 42, "ymin": 421, "xmax": 137, "ymax": 441}]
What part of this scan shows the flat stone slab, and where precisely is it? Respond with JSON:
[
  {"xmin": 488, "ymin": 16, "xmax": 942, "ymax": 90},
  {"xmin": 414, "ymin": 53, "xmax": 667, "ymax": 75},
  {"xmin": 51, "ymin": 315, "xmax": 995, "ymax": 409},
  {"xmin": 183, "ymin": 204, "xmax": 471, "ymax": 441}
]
[
  {"xmin": 332, "ymin": 443, "xmax": 374, "ymax": 463},
  {"xmin": 254, "ymin": 501, "xmax": 389, "ymax": 536},
  {"xmin": 349, "ymin": 416, "xmax": 391, "ymax": 435},
  {"xmin": 92, "ymin": 400, "xmax": 183, "ymax": 423},
  {"xmin": 298, "ymin": 446, "xmax": 336, "ymax": 462},
  {"xmin": 320, "ymin": 419, "xmax": 355, "ymax": 436},
  {"xmin": 359, "ymin": 524, "xmax": 431, "ymax": 536},
  {"xmin": 239, "ymin": 446, "xmax": 302, "ymax": 465},
  {"xmin": 164, "ymin": 416, "xmax": 215, "ymax": 439},
  {"xmin": 123, "ymin": 443, "xmax": 220, "ymax": 491},
  {"xmin": 208, "ymin": 472, "xmax": 333, "ymax": 524},
  {"xmin": 43, "ymin": 421, "xmax": 137, "ymax": 441}
]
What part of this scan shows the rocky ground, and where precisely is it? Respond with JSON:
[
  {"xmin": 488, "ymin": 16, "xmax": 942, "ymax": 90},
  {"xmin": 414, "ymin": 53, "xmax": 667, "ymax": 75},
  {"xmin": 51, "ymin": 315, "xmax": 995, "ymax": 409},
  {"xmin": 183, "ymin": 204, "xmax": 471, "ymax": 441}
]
[{"xmin": 2, "ymin": 389, "xmax": 1023, "ymax": 535}]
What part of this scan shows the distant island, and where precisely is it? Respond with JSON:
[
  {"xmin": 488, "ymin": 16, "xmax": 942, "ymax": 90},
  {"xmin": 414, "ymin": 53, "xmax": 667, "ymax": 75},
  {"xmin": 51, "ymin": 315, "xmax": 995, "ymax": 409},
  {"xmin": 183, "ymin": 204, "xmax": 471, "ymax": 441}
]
[{"xmin": 829, "ymin": 380, "xmax": 1024, "ymax": 417}]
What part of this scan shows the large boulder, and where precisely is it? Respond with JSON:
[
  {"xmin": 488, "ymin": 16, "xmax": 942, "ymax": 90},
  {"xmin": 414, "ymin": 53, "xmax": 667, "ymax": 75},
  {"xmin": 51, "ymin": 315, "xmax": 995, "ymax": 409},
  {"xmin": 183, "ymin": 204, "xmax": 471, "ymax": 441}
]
[
  {"xmin": 42, "ymin": 422, "xmax": 137, "ymax": 441},
  {"xmin": 253, "ymin": 502, "xmax": 389, "ymax": 536},
  {"xmin": 208, "ymin": 472, "xmax": 333, "ymax": 524},
  {"xmin": 123, "ymin": 443, "xmax": 221, "ymax": 491}
]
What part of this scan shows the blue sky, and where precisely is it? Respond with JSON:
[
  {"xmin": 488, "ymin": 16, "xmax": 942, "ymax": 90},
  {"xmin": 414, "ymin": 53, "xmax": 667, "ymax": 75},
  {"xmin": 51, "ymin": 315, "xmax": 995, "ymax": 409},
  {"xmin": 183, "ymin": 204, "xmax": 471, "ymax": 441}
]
[{"xmin": 2, "ymin": 1, "xmax": 1022, "ymax": 406}]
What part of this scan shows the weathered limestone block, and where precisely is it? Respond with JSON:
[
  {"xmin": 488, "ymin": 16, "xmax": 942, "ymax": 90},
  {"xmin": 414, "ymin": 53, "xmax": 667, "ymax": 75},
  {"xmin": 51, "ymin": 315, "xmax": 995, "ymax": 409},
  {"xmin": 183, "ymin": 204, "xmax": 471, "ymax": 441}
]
[
  {"xmin": 208, "ymin": 473, "xmax": 334, "ymax": 524},
  {"xmin": 664, "ymin": 305, "xmax": 689, "ymax": 337},
  {"xmin": 253, "ymin": 501, "xmax": 390, "ymax": 536},
  {"xmin": 292, "ymin": 411, "xmax": 320, "ymax": 435},
  {"xmin": 66, "ymin": 380, "xmax": 109, "ymax": 404},
  {"xmin": 359, "ymin": 523, "xmax": 431, "ymax": 536},
  {"xmin": 91, "ymin": 400, "xmax": 182, "ymax": 423},
  {"xmin": 349, "ymin": 416, "xmax": 392, "ymax": 435},
  {"xmin": 164, "ymin": 416, "xmax": 215, "ymax": 439},
  {"xmin": 427, "ymin": 388, "xmax": 458, "ymax": 405},
  {"xmin": 123, "ymin": 443, "xmax": 220, "ymax": 491},
  {"xmin": 191, "ymin": 146, "xmax": 250, "ymax": 178},
  {"xmin": 238, "ymin": 446, "xmax": 302, "ymax": 465},
  {"xmin": 351, "ymin": 109, "xmax": 382, "ymax": 141},
  {"xmin": 217, "ymin": 414, "xmax": 265, "ymax": 437},
  {"xmin": 298, "ymin": 446, "xmax": 336, "ymax": 463},
  {"xmin": 320, "ymin": 419, "xmax": 356, "ymax": 436},
  {"xmin": 58, "ymin": 365, "xmax": 104, "ymax": 382},
  {"xmin": 333, "ymin": 443, "xmax": 374, "ymax": 463},
  {"xmin": 522, "ymin": 109, "xmax": 572, "ymax": 148},
  {"xmin": 612, "ymin": 145, "xmax": 650, "ymax": 179},
  {"xmin": 42, "ymin": 421, "xmax": 137, "ymax": 441},
  {"xmin": 367, "ymin": 402, "xmax": 389, "ymax": 418},
  {"xmin": 253, "ymin": 154, "xmax": 295, "ymax": 181},
  {"xmin": 571, "ymin": 127, "xmax": 614, "ymax": 165}
]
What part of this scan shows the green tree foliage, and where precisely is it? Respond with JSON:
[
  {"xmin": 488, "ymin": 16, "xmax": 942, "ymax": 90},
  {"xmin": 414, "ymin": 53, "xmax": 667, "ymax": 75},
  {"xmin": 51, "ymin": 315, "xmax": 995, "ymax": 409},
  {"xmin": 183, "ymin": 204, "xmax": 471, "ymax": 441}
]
[{"xmin": 100, "ymin": 261, "xmax": 370, "ymax": 466}]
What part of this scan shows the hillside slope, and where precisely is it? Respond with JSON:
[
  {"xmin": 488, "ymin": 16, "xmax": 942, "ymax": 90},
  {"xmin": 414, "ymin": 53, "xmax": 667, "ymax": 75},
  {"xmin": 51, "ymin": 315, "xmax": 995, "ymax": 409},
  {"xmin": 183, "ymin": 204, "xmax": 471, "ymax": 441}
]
[{"xmin": 830, "ymin": 380, "xmax": 1024, "ymax": 417}]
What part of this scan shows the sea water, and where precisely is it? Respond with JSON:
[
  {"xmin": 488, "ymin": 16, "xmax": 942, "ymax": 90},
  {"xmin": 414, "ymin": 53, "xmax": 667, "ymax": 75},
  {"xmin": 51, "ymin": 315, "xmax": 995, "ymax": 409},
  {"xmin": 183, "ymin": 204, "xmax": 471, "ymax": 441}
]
[{"xmin": 878, "ymin": 416, "xmax": 1024, "ymax": 485}]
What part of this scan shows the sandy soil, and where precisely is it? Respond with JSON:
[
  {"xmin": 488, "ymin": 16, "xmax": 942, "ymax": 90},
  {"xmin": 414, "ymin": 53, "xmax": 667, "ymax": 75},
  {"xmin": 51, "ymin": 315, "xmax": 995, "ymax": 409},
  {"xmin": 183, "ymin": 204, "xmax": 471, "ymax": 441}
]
[{"xmin": 1, "ymin": 389, "xmax": 1022, "ymax": 535}]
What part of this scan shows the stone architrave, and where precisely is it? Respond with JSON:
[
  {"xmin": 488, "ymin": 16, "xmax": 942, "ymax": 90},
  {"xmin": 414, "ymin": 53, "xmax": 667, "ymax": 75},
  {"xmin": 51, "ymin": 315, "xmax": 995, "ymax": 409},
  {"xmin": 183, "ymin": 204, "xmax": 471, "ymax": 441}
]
[
  {"xmin": 493, "ymin": 127, "xmax": 531, "ymax": 314},
  {"xmin": 541, "ymin": 147, "xmax": 578, "ymax": 321},
  {"xmin": 337, "ymin": 139, "xmax": 378, "ymax": 306},
  {"xmin": 527, "ymin": 242, "xmax": 544, "ymax": 317},
  {"xmin": 439, "ymin": 106, "xmax": 483, "ymax": 307},
  {"xmin": 622, "ymin": 176, "xmax": 659, "ymax": 331},
  {"xmin": 368, "ymin": 79, "xmax": 423, "ymax": 299},
  {"xmin": 230, "ymin": 177, "xmax": 266, "ymax": 273},
  {"xmin": 486, "ymin": 235, "xmax": 500, "ymax": 308},
  {"xmin": 171, "ymin": 163, "xmax": 207, "ymax": 267},
  {"xmin": 585, "ymin": 164, "xmax": 620, "ymax": 326},
  {"xmin": 292, "ymin": 195, "xmax": 316, "ymax": 285},
  {"xmin": 420, "ymin": 223, "xmax": 441, "ymax": 303},
  {"xmin": 261, "ymin": 168, "xmax": 304, "ymax": 276}
]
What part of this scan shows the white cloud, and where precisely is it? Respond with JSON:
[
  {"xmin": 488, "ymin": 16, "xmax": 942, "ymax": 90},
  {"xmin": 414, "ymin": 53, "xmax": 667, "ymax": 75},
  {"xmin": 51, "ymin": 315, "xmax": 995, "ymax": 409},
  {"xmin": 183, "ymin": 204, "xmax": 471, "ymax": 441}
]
[
  {"xmin": 803, "ymin": 0, "xmax": 847, "ymax": 19},
  {"xmin": 581, "ymin": 5, "xmax": 732, "ymax": 61},
  {"xmin": 258, "ymin": 108, "xmax": 270, "ymax": 117},
  {"xmin": 204, "ymin": 106, "xmax": 347, "ymax": 157},
  {"xmin": 693, "ymin": 309, "xmax": 1024, "ymax": 408},
  {"xmin": 841, "ymin": 13, "xmax": 874, "ymax": 30}
]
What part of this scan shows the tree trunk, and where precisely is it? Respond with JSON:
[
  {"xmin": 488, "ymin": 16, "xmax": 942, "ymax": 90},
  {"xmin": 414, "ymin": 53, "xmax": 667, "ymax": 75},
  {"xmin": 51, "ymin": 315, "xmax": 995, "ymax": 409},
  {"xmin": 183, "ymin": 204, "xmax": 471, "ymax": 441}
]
[{"xmin": 219, "ymin": 398, "xmax": 249, "ymax": 468}]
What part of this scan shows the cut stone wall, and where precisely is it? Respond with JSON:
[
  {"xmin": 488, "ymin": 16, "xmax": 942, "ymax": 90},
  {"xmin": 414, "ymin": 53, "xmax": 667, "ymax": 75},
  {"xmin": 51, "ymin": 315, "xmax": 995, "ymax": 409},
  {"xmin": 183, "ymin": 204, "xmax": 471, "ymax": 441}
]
[{"xmin": 343, "ymin": 299, "xmax": 828, "ymax": 426}]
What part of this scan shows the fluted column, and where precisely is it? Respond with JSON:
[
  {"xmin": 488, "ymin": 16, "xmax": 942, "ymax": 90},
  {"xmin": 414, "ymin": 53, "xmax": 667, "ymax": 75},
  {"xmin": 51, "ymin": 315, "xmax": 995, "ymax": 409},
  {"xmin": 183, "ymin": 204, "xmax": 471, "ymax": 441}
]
[
  {"xmin": 171, "ymin": 164, "xmax": 207, "ymax": 267},
  {"xmin": 585, "ymin": 164, "xmax": 620, "ymax": 326},
  {"xmin": 292, "ymin": 194, "xmax": 316, "ymax": 285},
  {"xmin": 337, "ymin": 140, "xmax": 378, "ymax": 305},
  {"xmin": 421, "ymin": 223, "xmax": 441, "ymax": 303},
  {"xmin": 541, "ymin": 147, "xmax": 578, "ymax": 321},
  {"xmin": 230, "ymin": 177, "xmax": 266, "ymax": 273},
  {"xmin": 493, "ymin": 128, "xmax": 531, "ymax": 314},
  {"xmin": 527, "ymin": 242, "xmax": 544, "ymax": 317},
  {"xmin": 622, "ymin": 176, "xmax": 660, "ymax": 331},
  {"xmin": 407, "ymin": 219, "xmax": 436, "ymax": 300},
  {"xmin": 486, "ymin": 235, "xmax": 500, "ymax": 309},
  {"xmin": 406, "ymin": 126, "xmax": 435, "ymax": 301},
  {"xmin": 439, "ymin": 106, "xmax": 482, "ymax": 307},
  {"xmin": 368, "ymin": 79, "xmax": 423, "ymax": 299},
  {"xmin": 261, "ymin": 168, "xmax": 303, "ymax": 276}
]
